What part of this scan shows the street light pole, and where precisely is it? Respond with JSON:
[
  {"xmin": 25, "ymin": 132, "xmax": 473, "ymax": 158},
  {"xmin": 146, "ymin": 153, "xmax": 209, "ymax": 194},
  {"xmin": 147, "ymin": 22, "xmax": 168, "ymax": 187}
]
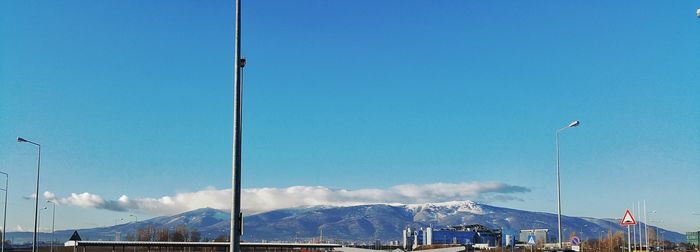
[
  {"xmin": 17, "ymin": 137, "xmax": 41, "ymax": 252},
  {"xmin": 0, "ymin": 171, "xmax": 7, "ymax": 252},
  {"xmin": 556, "ymin": 120, "xmax": 580, "ymax": 248},
  {"xmin": 230, "ymin": 0, "xmax": 244, "ymax": 252},
  {"xmin": 47, "ymin": 201, "xmax": 55, "ymax": 252},
  {"xmin": 650, "ymin": 219, "xmax": 662, "ymax": 251},
  {"xmin": 38, "ymin": 206, "xmax": 47, "ymax": 244}
]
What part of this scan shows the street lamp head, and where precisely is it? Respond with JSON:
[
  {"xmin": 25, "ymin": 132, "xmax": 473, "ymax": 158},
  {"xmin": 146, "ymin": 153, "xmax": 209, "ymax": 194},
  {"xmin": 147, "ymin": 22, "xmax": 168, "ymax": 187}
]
[
  {"xmin": 568, "ymin": 120, "xmax": 580, "ymax": 128},
  {"xmin": 17, "ymin": 137, "xmax": 28, "ymax": 143}
]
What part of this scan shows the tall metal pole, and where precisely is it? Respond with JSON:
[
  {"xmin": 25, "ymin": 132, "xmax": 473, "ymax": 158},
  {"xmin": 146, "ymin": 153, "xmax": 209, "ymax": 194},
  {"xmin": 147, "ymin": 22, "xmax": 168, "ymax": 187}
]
[
  {"xmin": 555, "ymin": 120, "xmax": 579, "ymax": 249},
  {"xmin": 48, "ymin": 201, "xmax": 55, "ymax": 252},
  {"xmin": 0, "ymin": 172, "xmax": 7, "ymax": 252},
  {"xmin": 38, "ymin": 206, "xmax": 46, "ymax": 245},
  {"xmin": 17, "ymin": 137, "xmax": 41, "ymax": 252},
  {"xmin": 34, "ymin": 146, "xmax": 40, "ymax": 252},
  {"xmin": 637, "ymin": 202, "xmax": 642, "ymax": 251},
  {"xmin": 643, "ymin": 201, "xmax": 648, "ymax": 252},
  {"xmin": 230, "ymin": 0, "xmax": 243, "ymax": 252},
  {"xmin": 632, "ymin": 204, "xmax": 636, "ymax": 251},
  {"xmin": 627, "ymin": 226, "xmax": 631, "ymax": 252},
  {"xmin": 556, "ymin": 130, "xmax": 563, "ymax": 249}
]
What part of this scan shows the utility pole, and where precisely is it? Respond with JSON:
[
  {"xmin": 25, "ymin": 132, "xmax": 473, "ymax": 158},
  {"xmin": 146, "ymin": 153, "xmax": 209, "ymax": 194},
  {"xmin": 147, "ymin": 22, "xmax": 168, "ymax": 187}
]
[
  {"xmin": 0, "ymin": 172, "xmax": 7, "ymax": 252},
  {"xmin": 230, "ymin": 0, "xmax": 244, "ymax": 252}
]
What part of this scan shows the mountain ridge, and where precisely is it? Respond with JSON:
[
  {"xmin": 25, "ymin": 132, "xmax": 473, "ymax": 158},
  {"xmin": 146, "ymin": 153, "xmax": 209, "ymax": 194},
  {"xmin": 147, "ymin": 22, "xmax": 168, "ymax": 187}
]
[{"xmin": 7, "ymin": 201, "xmax": 685, "ymax": 244}]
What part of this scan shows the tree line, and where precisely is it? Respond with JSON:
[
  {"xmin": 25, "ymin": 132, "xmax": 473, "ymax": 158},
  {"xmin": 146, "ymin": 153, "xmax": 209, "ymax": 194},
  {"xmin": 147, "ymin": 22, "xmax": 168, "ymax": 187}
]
[{"xmin": 125, "ymin": 225, "xmax": 203, "ymax": 242}]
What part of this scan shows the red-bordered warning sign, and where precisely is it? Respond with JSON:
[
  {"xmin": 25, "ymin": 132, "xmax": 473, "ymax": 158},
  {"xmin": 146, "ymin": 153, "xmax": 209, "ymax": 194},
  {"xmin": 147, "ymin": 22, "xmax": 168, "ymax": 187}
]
[{"xmin": 620, "ymin": 209, "xmax": 636, "ymax": 225}]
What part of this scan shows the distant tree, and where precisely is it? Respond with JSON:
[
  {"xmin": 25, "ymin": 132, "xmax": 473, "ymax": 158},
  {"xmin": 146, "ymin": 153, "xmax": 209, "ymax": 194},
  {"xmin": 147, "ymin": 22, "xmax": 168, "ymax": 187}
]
[
  {"xmin": 156, "ymin": 227, "xmax": 170, "ymax": 241},
  {"xmin": 138, "ymin": 226, "xmax": 156, "ymax": 241},
  {"xmin": 613, "ymin": 231, "xmax": 625, "ymax": 249},
  {"xmin": 171, "ymin": 225, "xmax": 188, "ymax": 242},
  {"xmin": 647, "ymin": 228, "xmax": 658, "ymax": 248},
  {"xmin": 190, "ymin": 228, "xmax": 202, "ymax": 242},
  {"xmin": 214, "ymin": 234, "xmax": 229, "ymax": 242},
  {"xmin": 125, "ymin": 233, "xmax": 135, "ymax": 241}
]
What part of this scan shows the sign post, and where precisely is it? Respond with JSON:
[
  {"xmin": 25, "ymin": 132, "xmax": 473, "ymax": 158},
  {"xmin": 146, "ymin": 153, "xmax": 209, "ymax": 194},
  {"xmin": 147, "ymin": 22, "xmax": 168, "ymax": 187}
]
[
  {"xmin": 571, "ymin": 236, "xmax": 581, "ymax": 252},
  {"xmin": 528, "ymin": 233, "xmax": 536, "ymax": 252},
  {"xmin": 620, "ymin": 210, "xmax": 637, "ymax": 252}
]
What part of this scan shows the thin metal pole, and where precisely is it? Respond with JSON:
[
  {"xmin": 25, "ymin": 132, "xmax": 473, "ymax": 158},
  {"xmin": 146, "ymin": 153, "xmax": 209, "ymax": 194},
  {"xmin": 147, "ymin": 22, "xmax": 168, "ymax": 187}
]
[
  {"xmin": 50, "ymin": 201, "xmax": 55, "ymax": 252},
  {"xmin": 0, "ymin": 172, "xmax": 7, "ymax": 252},
  {"xmin": 655, "ymin": 226, "xmax": 658, "ymax": 251},
  {"xmin": 556, "ymin": 130, "xmax": 562, "ymax": 248},
  {"xmin": 643, "ymin": 201, "xmax": 648, "ymax": 252},
  {"xmin": 637, "ymin": 202, "xmax": 642, "ymax": 251},
  {"xmin": 17, "ymin": 138, "xmax": 41, "ymax": 252},
  {"xmin": 33, "ymin": 144, "xmax": 41, "ymax": 252},
  {"xmin": 553, "ymin": 121, "xmax": 579, "ymax": 249},
  {"xmin": 633, "ymin": 205, "xmax": 637, "ymax": 251},
  {"xmin": 627, "ymin": 226, "xmax": 631, "ymax": 252},
  {"xmin": 230, "ymin": 0, "xmax": 243, "ymax": 252}
]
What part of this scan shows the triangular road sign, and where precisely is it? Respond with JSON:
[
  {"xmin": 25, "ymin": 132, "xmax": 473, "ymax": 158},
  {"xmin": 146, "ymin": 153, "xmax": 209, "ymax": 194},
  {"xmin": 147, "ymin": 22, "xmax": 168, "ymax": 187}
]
[
  {"xmin": 528, "ymin": 235, "xmax": 536, "ymax": 244},
  {"xmin": 620, "ymin": 209, "xmax": 636, "ymax": 225},
  {"xmin": 69, "ymin": 230, "xmax": 82, "ymax": 241}
]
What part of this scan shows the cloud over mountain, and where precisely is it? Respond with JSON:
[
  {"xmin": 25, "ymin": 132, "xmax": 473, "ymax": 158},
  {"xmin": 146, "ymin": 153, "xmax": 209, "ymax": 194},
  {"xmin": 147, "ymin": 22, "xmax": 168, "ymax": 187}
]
[{"xmin": 44, "ymin": 182, "xmax": 529, "ymax": 215}]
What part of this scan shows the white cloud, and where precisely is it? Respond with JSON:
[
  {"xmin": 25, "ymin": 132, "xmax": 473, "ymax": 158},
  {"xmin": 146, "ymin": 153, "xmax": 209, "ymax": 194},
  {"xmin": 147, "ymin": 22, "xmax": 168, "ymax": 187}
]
[
  {"xmin": 44, "ymin": 191, "xmax": 56, "ymax": 200},
  {"xmin": 45, "ymin": 182, "xmax": 529, "ymax": 216},
  {"xmin": 22, "ymin": 193, "xmax": 37, "ymax": 200}
]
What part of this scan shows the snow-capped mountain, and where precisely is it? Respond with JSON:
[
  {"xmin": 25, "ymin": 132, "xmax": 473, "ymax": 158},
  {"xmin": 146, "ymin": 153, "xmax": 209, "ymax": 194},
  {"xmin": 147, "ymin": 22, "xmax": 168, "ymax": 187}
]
[{"xmin": 9, "ymin": 201, "xmax": 685, "ymax": 243}]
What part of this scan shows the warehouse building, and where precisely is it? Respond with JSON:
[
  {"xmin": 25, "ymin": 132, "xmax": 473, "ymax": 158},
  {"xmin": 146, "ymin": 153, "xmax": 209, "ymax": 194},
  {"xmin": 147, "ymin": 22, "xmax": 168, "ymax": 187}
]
[
  {"xmin": 687, "ymin": 231, "xmax": 700, "ymax": 246},
  {"xmin": 402, "ymin": 224, "xmax": 502, "ymax": 250}
]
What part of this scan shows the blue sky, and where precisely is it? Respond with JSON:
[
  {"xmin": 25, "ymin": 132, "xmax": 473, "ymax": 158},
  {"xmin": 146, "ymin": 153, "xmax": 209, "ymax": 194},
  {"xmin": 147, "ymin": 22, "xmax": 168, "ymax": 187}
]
[{"xmin": 1, "ymin": 0, "xmax": 699, "ymax": 233}]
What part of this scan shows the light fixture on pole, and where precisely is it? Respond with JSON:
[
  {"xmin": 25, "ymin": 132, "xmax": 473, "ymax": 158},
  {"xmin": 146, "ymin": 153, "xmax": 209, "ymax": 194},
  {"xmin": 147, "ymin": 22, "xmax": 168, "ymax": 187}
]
[
  {"xmin": 17, "ymin": 137, "xmax": 41, "ymax": 252},
  {"xmin": 47, "ymin": 200, "xmax": 55, "ymax": 252},
  {"xmin": 0, "ymin": 171, "xmax": 7, "ymax": 252},
  {"xmin": 555, "ymin": 120, "xmax": 580, "ymax": 248}
]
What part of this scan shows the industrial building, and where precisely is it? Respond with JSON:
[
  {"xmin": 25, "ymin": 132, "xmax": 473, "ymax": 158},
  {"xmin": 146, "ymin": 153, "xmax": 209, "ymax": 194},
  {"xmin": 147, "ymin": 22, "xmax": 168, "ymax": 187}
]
[
  {"xmin": 402, "ymin": 224, "xmax": 502, "ymax": 250},
  {"xmin": 687, "ymin": 231, "xmax": 700, "ymax": 246}
]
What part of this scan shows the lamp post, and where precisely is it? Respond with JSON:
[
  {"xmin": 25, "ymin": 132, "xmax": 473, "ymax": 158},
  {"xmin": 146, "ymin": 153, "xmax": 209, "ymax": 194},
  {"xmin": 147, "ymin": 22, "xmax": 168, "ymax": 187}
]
[
  {"xmin": 230, "ymin": 0, "xmax": 245, "ymax": 252},
  {"xmin": 114, "ymin": 218, "xmax": 123, "ymax": 241},
  {"xmin": 47, "ymin": 201, "xmax": 55, "ymax": 252},
  {"xmin": 555, "ymin": 120, "xmax": 580, "ymax": 248},
  {"xmin": 17, "ymin": 137, "xmax": 41, "ymax": 252},
  {"xmin": 0, "ymin": 171, "xmax": 7, "ymax": 252},
  {"xmin": 650, "ymin": 220, "xmax": 662, "ymax": 251},
  {"xmin": 38, "ymin": 206, "xmax": 47, "ymax": 244}
]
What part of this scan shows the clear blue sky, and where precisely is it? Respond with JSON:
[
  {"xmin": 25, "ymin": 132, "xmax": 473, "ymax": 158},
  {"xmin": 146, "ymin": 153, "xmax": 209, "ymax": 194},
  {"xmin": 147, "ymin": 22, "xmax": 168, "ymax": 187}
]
[{"xmin": 1, "ymin": 0, "xmax": 699, "ymax": 233}]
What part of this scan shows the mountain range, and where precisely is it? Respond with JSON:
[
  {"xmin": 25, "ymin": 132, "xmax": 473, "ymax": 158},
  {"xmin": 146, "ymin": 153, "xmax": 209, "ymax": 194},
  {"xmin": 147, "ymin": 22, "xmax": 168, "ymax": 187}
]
[{"xmin": 6, "ymin": 201, "xmax": 685, "ymax": 244}]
